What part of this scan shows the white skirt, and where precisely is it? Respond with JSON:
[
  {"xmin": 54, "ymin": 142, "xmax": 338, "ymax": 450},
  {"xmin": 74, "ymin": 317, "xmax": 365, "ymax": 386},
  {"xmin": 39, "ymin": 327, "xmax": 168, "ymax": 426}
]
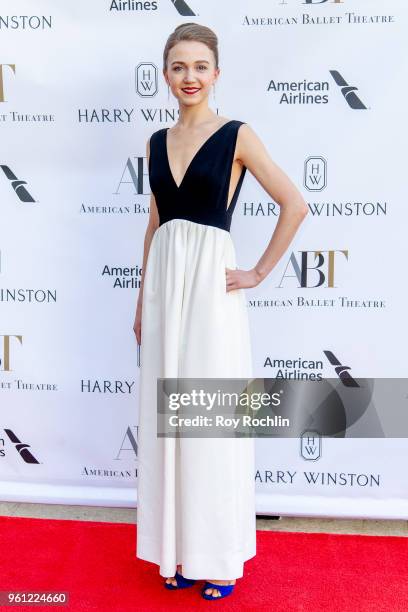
[{"xmin": 136, "ymin": 218, "xmax": 256, "ymax": 580}]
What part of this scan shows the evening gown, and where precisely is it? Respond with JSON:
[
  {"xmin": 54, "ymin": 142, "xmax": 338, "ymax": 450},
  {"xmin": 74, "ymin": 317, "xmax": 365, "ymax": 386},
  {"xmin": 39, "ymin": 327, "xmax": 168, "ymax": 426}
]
[{"xmin": 136, "ymin": 119, "xmax": 256, "ymax": 580}]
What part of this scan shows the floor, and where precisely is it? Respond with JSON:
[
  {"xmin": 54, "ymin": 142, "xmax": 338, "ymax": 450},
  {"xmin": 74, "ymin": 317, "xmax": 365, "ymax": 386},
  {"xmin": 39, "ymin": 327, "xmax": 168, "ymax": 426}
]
[{"xmin": 0, "ymin": 501, "xmax": 406, "ymax": 536}]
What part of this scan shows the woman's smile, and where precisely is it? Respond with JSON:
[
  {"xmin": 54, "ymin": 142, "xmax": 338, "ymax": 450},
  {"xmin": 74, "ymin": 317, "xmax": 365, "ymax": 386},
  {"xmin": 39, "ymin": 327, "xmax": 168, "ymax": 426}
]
[{"xmin": 181, "ymin": 87, "xmax": 201, "ymax": 95}]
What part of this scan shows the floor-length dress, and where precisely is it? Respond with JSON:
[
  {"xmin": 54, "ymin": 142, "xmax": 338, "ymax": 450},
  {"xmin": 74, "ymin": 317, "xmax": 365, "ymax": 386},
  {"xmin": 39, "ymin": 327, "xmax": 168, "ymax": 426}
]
[{"xmin": 136, "ymin": 119, "xmax": 256, "ymax": 580}]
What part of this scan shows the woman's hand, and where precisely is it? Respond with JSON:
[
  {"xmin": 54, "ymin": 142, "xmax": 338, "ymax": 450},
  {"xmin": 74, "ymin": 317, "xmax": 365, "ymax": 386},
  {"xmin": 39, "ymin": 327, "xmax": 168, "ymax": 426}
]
[
  {"xmin": 225, "ymin": 267, "xmax": 263, "ymax": 292},
  {"xmin": 133, "ymin": 299, "xmax": 142, "ymax": 345}
]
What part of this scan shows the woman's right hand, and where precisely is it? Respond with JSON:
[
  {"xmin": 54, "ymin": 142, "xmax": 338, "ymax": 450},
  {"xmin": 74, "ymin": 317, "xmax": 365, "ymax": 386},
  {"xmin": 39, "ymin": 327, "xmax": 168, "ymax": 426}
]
[{"xmin": 134, "ymin": 298, "xmax": 142, "ymax": 345}]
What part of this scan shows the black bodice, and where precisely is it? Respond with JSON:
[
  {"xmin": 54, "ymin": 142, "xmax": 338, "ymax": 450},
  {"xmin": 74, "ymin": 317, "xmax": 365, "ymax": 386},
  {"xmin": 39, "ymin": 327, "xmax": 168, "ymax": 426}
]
[{"xmin": 148, "ymin": 120, "xmax": 247, "ymax": 232}]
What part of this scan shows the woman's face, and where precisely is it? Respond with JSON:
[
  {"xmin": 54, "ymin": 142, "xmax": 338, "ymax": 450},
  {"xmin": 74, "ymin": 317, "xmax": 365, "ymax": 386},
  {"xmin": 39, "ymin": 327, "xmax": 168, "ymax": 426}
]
[{"xmin": 165, "ymin": 40, "xmax": 219, "ymax": 105}]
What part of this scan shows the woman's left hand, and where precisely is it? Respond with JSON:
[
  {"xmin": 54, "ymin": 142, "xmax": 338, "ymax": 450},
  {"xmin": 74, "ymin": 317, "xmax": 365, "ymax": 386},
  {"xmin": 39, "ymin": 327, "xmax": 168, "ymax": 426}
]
[{"xmin": 225, "ymin": 267, "xmax": 262, "ymax": 292}]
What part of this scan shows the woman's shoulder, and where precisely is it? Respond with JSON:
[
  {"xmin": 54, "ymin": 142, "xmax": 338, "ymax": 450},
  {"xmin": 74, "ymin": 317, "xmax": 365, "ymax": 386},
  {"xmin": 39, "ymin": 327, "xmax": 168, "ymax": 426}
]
[
  {"xmin": 149, "ymin": 126, "xmax": 167, "ymax": 142},
  {"xmin": 147, "ymin": 127, "xmax": 167, "ymax": 156},
  {"xmin": 236, "ymin": 119, "xmax": 250, "ymax": 128},
  {"xmin": 218, "ymin": 117, "xmax": 247, "ymax": 128},
  {"xmin": 225, "ymin": 119, "xmax": 250, "ymax": 135}
]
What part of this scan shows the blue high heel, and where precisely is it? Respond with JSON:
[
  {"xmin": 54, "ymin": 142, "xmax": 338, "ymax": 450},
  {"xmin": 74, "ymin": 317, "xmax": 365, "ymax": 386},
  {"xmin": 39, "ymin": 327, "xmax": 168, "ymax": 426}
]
[
  {"xmin": 164, "ymin": 569, "xmax": 196, "ymax": 589},
  {"xmin": 201, "ymin": 581, "xmax": 235, "ymax": 600}
]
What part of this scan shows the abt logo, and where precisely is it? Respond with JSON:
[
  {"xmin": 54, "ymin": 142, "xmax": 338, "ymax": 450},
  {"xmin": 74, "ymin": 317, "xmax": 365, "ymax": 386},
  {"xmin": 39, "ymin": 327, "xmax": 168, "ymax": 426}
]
[
  {"xmin": 0, "ymin": 64, "xmax": 15, "ymax": 102},
  {"xmin": 278, "ymin": 250, "xmax": 348, "ymax": 288},
  {"xmin": 115, "ymin": 426, "xmax": 138, "ymax": 460},
  {"xmin": 0, "ymin": 335, "xmax": 22, "ymax": 371},
  {"xmin": 114, "ymin": 158, "xmax": 150, "ymax": 195}
]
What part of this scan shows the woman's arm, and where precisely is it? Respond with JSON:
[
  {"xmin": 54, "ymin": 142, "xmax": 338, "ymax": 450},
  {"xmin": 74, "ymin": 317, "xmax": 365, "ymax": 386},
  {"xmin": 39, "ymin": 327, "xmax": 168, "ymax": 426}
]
[
  {"xmin": 227, "ymin": 123, "xmax": 308, "ymax": 291},
  {"xmin": 133, "ymin": 137, "xmax": 160, "ymax": 344}
]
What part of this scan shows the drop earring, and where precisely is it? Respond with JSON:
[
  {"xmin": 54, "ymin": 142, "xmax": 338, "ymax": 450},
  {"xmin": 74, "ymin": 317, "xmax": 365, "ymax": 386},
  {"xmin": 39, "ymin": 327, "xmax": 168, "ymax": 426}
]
[{"xmin": 213, "ymin": 83, "xmax": 216, "ymax": 102}]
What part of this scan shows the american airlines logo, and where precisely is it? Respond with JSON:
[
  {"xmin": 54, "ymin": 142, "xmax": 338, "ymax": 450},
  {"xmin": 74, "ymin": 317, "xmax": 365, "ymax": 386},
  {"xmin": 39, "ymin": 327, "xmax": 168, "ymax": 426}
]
[
  {"xmin": 3, "ymin": 429, "xmax": 40, "ymax": 464},
  {"xmin": 300, "ymin": 353, "xmax": 358, "ymax": 458},
  {"xmin": 282, "ymin": 0, "xmax": 344, "ymax": 4},
  {"xmin": 329, "ymin": 70, "xmax": 367, "ymax": 109},
  {"xmin": 267, "ymin": 70, "xmax": 368, "ymax": 108},
  {"xmin": 0, "ymin": 165, "xmax": 36, "ymax": 203},
  {"xmin": 109, "ymin": 0, "xmax": 195, "ymax": 14},
  {"xmin": 323, "ymin": 350, "xmax": 360, "ymax": 387},
  {"xmin": 171, "ymin": 0, "xmax": 195, "ymax": 15}
]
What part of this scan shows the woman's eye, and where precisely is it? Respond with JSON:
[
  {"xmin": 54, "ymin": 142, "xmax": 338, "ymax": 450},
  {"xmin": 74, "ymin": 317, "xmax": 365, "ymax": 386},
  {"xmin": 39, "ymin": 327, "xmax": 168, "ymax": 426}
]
[{"xmin": 173, "ymin": 66, "xmax": 207, "ymax": 71}]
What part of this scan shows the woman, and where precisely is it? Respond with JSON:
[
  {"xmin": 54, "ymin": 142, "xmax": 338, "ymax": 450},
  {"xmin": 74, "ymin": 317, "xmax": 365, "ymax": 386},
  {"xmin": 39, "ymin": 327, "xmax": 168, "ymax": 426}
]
[{"xmin": 134, "ymin": 22, "xmax": 308, "ymax": 600}]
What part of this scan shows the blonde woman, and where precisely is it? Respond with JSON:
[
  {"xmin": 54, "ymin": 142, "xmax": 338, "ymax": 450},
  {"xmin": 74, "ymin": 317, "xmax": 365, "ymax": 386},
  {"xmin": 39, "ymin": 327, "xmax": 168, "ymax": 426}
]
[{"xmin": 134, "ymin": 22, "xmax": 308, "ymax": 600}]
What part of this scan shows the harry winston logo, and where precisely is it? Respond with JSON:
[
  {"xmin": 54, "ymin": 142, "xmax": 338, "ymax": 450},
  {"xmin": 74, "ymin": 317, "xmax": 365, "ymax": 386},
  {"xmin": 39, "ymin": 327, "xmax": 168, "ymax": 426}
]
[
  {"xmin": 304, "ymin": 156, "xmax": 327, "ymax": 191},
  {"xmin": 135, "ymin": 63, "xmax": 158, "ymax": 98},
  {"xmin": 300, "ymin": 430, "xmax": 322, "ymax": 461}
]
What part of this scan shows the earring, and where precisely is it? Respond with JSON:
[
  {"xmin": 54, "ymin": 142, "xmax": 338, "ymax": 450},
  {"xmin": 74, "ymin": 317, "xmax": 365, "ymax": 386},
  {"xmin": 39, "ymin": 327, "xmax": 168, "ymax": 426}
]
[{"xmin": 213, "ymin": 83, "xmax": 216, "ymax": 102}]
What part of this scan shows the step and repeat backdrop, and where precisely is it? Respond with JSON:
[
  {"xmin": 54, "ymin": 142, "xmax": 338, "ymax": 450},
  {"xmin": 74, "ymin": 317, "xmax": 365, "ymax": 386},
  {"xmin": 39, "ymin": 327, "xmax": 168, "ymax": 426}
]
[{"xmin": 1, "ymin": 0, "xmax": 407, "ymax": 518}]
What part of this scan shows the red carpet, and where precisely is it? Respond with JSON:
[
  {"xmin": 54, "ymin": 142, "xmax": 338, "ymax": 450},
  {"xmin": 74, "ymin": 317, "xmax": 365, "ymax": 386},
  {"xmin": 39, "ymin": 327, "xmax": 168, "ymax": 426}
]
[{"xmin": 0, "ymin": 514, "xmax": 407, "ymax": 611}]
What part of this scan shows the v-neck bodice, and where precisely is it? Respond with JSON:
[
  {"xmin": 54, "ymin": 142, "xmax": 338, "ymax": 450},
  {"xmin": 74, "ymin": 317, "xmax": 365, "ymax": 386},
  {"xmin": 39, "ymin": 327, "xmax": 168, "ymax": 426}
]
[{"xmin": 148, "ymin": 119, "xmax": 247, "ymax": 232}]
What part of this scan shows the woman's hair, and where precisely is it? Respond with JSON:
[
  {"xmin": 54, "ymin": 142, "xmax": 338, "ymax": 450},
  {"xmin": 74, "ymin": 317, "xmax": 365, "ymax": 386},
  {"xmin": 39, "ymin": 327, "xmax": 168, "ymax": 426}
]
[{"xmin": 163, "ymin": 22, "xmax": 219, "ymax": 71}]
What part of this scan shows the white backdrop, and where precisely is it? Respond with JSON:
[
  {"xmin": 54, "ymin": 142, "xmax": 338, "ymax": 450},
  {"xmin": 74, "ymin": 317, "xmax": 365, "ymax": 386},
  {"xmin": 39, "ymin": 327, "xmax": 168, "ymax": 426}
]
[{"xmin": 1, "ymin": 0, "xmax": 407, "ymax": 518}]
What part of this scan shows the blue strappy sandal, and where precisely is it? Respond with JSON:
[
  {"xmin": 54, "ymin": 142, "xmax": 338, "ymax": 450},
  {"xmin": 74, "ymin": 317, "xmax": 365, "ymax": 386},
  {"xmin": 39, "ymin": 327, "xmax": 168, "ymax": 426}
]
[
  {"xmin": 164, "ymin": 569, "xmax": 196, "ymax": 589},
  {"xmin": 201, "ymin": 581, "xmax": 235, "ymax": 600}
]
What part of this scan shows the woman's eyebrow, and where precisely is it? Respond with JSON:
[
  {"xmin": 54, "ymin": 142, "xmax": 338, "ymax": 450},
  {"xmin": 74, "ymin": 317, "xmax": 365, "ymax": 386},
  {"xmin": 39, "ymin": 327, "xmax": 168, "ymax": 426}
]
[{"xmin": 171, "ymin": 60, "xmax": 210, "ymax": 65}]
